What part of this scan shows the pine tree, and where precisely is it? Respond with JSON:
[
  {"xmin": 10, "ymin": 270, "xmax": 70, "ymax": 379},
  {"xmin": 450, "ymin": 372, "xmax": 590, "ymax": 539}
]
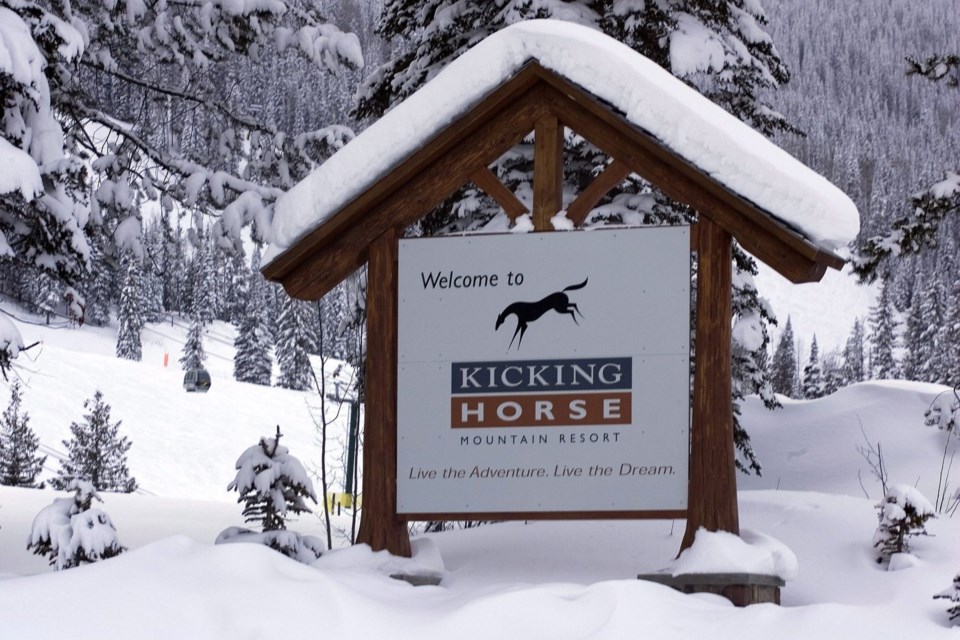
[
  {"xmin": 853, "ymin": 53, "xmax": 959, "ymax": 281},
  {"xmin": 821, "ymin": 351, "xmax": 846, "ymax": 396},
  {"xmin": 116, "ymin": 254, "xmax": 145, "ymax": 361},
  {"xmin": 935, "ymin": 572, "xmax": 960, "ymax": 624},
  {"xmin": 226, "ymin": 426, "xmax": 317, "ymax": 531},
  {"xmin": 356, "ymin": 1, "xmax": 793, "ymax": 474},
  {"xmin": 218, "ymin": 426, "xmax": 323, "ymax": 562},
  {"xmin": 188, "ymin": 231, "xmax": 218, "ymax": 327},
  {"xmin": 27, "ymin": 480, "xmax": 125, "ymax": 570},
  {"xmin": 1, "ymin": 0, "xmax": 361, "ymax": 292},
  {"xmin": 0, "ymin": 382, "xmax": 47, "ymax": 487},
  {"xmin": 938, "ymin": 271, "xmax": 960, "ymax": 387},
  {"xmin": 51, "ymin": 391, "xmax": 138, "ymax": 493},
  {"xmin": 843, "ymin": 319, "xmax": 867, "ymax": 385},
  {"xmin": 869, "ymin": 277, "xmax": 900, "ymax": 380},
  {"xmin": 82, "ymin": 238, "xmax": 115, "ymax": 327},
  {"xmin": 902, "ymin": 281, "xmax": 935, "ymax": 382},
  {"xmin": 180, "ymin": 314, "xmax": 208, "ymax": 372},
  {"xmin": 233, "ymin": 268, "xmax": 274, "ymax": 386},
  {"xmin": 770, "ymin": 317, "xmax": 798, "ymax": 397},
  {"xmin": 276, "ymin": 296, "xmax": 316, "ymax": 391},
  {"xmin": 873, "ymin": 484, "xmax": 936, "ymax": 565},
  {"xmin": 802, "ymin": 336, "xmax": 825, "ymax": 399}
]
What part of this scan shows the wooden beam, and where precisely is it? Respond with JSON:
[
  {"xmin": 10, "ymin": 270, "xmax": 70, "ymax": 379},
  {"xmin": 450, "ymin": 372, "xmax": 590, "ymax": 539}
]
[
  {"xmin": 263, "ymin": 62, "xmax": 548, "ymax": 295},
  {"xmin": 537, "ymin": 73, "xmax": 845, "ymax": 282},
  {"xmin": 356, "ymin": 228, "xmax": 411, "ymax": 557},
  {"xmin": 471, "ymin": 166, "xmax": 528, "ymax": 220},
  {"xmin": 274, "ymin": 87, "xmax": 553, "ymax": 300},
  {"xmin": 682, "ymin": 217, "xmax": 738, "ymax": 553},
  {"xmin": 533, "ymin": 114, "xmax": 564, "ymax": 231},
  {"xmin": 566, "ymin": 159, "xmax": 631, "ymax": 226}
]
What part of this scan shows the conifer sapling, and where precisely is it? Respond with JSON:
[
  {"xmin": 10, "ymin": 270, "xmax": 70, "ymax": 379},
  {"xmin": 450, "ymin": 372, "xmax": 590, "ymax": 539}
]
[
  {"xmin": 934, "ymin": 572, "xmax": 960, "ymax": 624},
  {"xmin": 218, "ymin": 426, "xmax": 324, "ymax": 563},
  {"xmin": 873, "ymin": 484, "xmax": 936, "ymax": 564},
  {"xmin": 27, "ymin": 480, "xmax": 125, "ymax": 570}
]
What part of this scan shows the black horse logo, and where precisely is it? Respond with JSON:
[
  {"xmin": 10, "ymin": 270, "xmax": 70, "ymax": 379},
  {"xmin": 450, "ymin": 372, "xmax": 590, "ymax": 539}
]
[{"xmin": 495, "ymin": 279, "xmax": 587, "ymax": 350}]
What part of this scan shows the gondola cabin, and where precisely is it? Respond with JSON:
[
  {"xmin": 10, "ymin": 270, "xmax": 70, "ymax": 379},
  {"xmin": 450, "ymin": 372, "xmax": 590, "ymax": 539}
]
[{"xmin": 183, "ymin": 368, "xmax": 211, "ymax": 393}]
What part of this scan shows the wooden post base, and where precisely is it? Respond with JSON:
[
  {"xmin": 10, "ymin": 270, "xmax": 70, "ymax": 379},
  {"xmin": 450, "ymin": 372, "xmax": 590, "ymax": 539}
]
[{"xmin": 637, "ymin": 573, "xmax": 783, "ymax": 607}]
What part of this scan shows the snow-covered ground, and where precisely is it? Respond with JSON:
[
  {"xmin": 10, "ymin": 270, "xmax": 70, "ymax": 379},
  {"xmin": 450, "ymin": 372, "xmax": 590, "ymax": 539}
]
[{"xmin": 1, "ymin": 301, "xmax": 958, "ymax": 639}]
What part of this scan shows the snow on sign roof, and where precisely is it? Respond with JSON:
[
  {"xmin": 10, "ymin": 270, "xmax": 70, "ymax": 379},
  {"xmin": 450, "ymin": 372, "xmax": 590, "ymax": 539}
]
[{"xmin": 264, "ymin": 19, "xmax": 860, "ymax": 266}]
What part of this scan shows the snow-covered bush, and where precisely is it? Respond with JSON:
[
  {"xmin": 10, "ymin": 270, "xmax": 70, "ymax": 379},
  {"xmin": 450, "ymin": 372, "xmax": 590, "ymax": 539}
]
[
  {"xmin": 873, "ymin": 484, "xmax": 936, "ymax": 564},
  {"xmin": 216, "ymin": 527, "xmax": 326, "ymax": 565},
  {"xmin": 935, "ymin": 573, "xmax": 960, "ymax": 624},
  {"xmin": 925, "ymin": 388, "xmax": 958, "ymax": 433},
  {"xmin": 27, "ymin": 480, "xmax": 125, "ymax": 570},
  {"xmin": 219, "ymin": 426, "xmax": 322, "ymax": 563}
]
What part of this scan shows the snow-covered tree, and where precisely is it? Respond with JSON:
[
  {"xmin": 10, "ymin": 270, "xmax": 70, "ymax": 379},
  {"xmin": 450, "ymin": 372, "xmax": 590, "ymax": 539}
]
[
  {"xmin": 925, "ymin": 388, "xmax": 959, "ymax": 434},
  {"xmin": 0, "ymin": 0, "xmax": 362, "ymax": 292},
  {"xmin": 358, "ymin": 1, "xmax": 794, "ymax": 136},
  {"xmin": 115, "ymin": 253, "xmax": 144, "ymax": 361},
  {"xmin": 902, "ymin": 282, "xmax": 935, "ymax": 382},
  {"xmin": 869, "ymin": 277, "xmax": 900, "ymax": 380},
  {"xmin": 938, "ymin": 272, "xmax": 960, "ymax": 388},
  {"xmin": 276, "ymin": 296, "xmax": 316, "ymax": 391},
  {"xmin": 227, "ymin": 426, "xmax": 317, "ymax": 531},
  {"xmin": 802, "ymin": 336, "xmax": 825, "ymax": 399},
  {"xmin": 0, "ymin": 381, "xmax": 46, "ymax": 487},
  {"xmin": 770, "ymin": 317, "xmax": 798, "ymax": 397},
  {"xmin": 820, "ymin": 350, "xmax": 845, "ymax": 396},
  {"xmin": 233, "ymin": 269, "xmax": 273, "ymax": 386},
  {"xmin": 852, "ymin": 54, "xmax": 958, "ymax": 281},
  {"xmin": 357, "ymin": 1, "xmax": 794, "ymax": 473},
  {"xmin": 27, "ymin": 480, "xmax": 124, "ymax": 570},
  {"xmin": 873, "ymin": 484, "xmax": 936, "ymax": 564},
  {"xmin": 730, "ymin": 258, "xmax": 779, "ymax": 473},
  {"xmin": 81, "ymin": 238, "xmax": 115, "ymax": 327},
  {"xmin": 935, "ymin": 572, "xmax": 960, "ymax": 624},
  {"xmin": 843, "ymin": 319, "xmax": 867, "ymax": 385},
  {"xmin": 218, "ymin": 426, "xmax": 323, "ymax": 563},
  {"xmin": 180, "ymin": 313, "xmax": 207, "ymax": 372},
  {"xmin": 51, "ymin": 390, "xmax": 137, "ymax": 493}
]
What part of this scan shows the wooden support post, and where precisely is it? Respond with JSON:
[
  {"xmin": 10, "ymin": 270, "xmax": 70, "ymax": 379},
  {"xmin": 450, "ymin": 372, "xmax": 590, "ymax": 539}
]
[
  {"xmin": 681, "ymin": 217, "xmax": 739, "ymax": 553},
  {"xmin": 533, "ymin": 115, "xmax": 563, "ymax": 231},
  {"xmin": 357, "ymin": 228, "xmax": 412, "ymax": 557}
]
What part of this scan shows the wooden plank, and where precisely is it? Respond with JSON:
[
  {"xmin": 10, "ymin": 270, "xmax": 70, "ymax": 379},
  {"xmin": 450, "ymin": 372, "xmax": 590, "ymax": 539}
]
[
  {"xmin": 471, "ymin": 166, "xmax": 528, "ymax": 220},
  {"xmin": 356, "ymin": 229, "xmax": 411, "ymax": 557},
  {"xmin": 276, "ymin": 88, "xmax": 553, "ymax": 300},
  {"xmin": 398, "ymin": 510, "xmax": 688, "ymax": 522},
  {"xmin": 566, "ymin": 159, "xmax": 631, "ymax": 226},
  {"xmin": 533, "ymin": 114, "xmax": 564, "ymax": 231},
  {"xmin": 536, "ymin": 72, "xmax": 845, "ymax": 282},
  {"xmin": 263, "ymin": 61, "xmax": 546, "ymax": 291},
  {"xmin": 681, "ymin": 217, "xmax": 738, "ymax": 553}
]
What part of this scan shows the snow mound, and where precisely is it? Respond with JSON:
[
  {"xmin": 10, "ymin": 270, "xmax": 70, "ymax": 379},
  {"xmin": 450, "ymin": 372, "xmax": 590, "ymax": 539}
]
[{"xmin": 670, "ymin": 528, "xmax": 798, "ymax": 580}]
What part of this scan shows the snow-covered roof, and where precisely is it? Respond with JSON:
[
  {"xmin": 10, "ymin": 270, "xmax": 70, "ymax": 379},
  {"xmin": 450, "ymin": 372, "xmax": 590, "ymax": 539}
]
[{"xmin": 265, "ymin": 19, "xmax": 860, "ymax": 267}]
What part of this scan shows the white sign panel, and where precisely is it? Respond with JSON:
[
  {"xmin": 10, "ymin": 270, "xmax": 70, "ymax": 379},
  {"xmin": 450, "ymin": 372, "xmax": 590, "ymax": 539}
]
[{"xmin": 397, "ymin": 228, "xmax": 690, "ymax": 515}]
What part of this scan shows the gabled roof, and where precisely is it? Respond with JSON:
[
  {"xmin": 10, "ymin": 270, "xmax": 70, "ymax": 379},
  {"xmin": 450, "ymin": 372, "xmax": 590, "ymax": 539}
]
[{"xmin": 263, "ymin": 21, "xmax": 856, "ymax": 300}]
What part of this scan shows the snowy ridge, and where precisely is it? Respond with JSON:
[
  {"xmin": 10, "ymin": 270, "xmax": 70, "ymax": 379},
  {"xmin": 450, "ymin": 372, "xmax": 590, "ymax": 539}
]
[{"xmin": 267, "ymin": 19, "xmax": 859, "ymax": 265}]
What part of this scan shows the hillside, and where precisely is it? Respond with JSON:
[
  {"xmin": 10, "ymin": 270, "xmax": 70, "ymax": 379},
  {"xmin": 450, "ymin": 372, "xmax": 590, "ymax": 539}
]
[{"xmin": 1, "ymin": 300, "xmax": 959, "ymax": 638}]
